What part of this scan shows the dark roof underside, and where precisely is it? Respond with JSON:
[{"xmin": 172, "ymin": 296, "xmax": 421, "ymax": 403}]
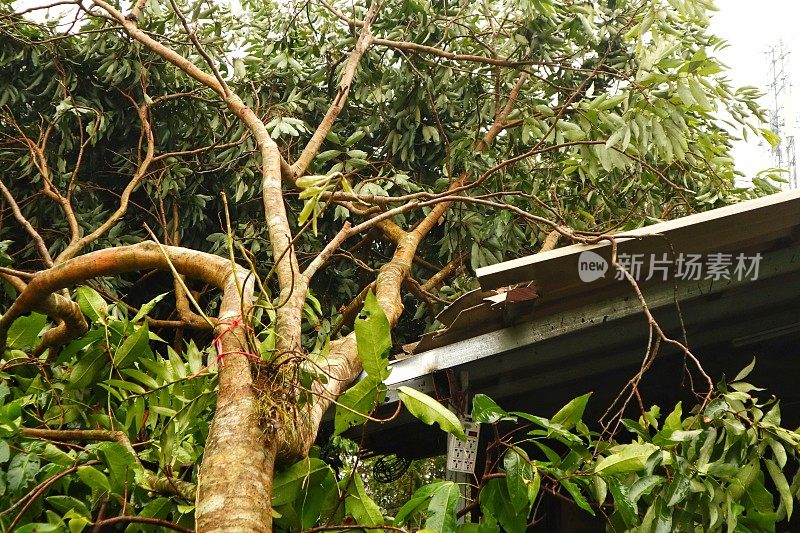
[{"xmin": 322, "ymin": 190, "xmax": 800, "ymax": 458}]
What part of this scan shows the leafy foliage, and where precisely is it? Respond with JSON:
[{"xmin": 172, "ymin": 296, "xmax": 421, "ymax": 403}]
[
  {"xmin": 0, "ymin": 294, "xmax": 212, "ymax": 530},
  {"xmin": 0, "ymin": 0, "xmax": 794, "ymax": 530}
]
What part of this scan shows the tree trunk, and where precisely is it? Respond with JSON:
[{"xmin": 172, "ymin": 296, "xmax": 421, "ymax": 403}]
[{"xmin": 196, "ymin": 350, "xmax": 276, "ymax": 532}]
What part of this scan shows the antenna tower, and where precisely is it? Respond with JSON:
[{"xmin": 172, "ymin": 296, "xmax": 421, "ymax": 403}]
[{"xmin": 765, "ymin": 41, "xmax": 798, "ymax": 189}]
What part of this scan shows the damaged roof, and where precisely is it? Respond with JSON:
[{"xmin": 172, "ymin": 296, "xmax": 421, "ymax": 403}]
[{"xmin": 326, "ymin": 190, "xmax": 800, "ymax": 457}]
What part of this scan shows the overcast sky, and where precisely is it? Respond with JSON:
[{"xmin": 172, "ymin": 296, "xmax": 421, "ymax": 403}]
[{"xmin": 710, "ymin": 0, "xmax": 800, "ymax": 186}]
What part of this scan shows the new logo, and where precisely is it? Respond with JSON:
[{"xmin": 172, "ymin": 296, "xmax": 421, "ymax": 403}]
[{"xmin": 578, "ymin": 250, "xmax": 608, "ymax": 283}]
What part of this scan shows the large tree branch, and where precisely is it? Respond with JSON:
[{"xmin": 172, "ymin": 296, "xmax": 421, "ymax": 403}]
[
  {"xmin": 290, "ymin": 0, "xmax": 378, "ymax": 177},
  {"xmin": 0, "ymin": 272, "xmax": 87, "ymax": 361},
  {"xmin": 283, "ymin": 69, "xmax": 544, "ymax": 454},
  {"xmin": 476, "ymin": 72, "xmax": 529, "ymax": 151},
  {"xmin": 91, "ymin": 0, "xmax": 302, "ymax": 354},
  {"xmin": 420, "ymin": 253, "xmax": 465, "ymax": 293}
]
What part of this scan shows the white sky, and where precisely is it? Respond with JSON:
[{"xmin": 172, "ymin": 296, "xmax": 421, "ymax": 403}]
[{"xmin": 709, "ymin": 0, "xmax": 800, "ymax": 187}]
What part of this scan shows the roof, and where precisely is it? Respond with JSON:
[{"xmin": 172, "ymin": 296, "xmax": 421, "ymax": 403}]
[{"xmin": 325, "ymin": 190, "xmax": 800, "ymax": 457}]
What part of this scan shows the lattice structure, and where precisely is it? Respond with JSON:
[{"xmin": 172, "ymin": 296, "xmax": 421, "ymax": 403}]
[{"xmin": 765, "ymin": 41, "xmax": 798, "ymax": 189}]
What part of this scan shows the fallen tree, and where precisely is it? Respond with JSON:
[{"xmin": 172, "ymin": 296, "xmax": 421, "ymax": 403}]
[{"xmin": 0, "ymin": 0, "xmax": 790, "ymax": 530}]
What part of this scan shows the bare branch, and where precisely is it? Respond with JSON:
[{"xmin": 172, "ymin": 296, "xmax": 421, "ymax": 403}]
[
  {"xmin": 318, "ymin": 0, "xmax": 363, "ymax": 28},
  {"xmin": 0, "ymin": 179, "xmax": 53, "ymax": 267},
  {"xmin": 372, "ymin": 37, "xmax": 533, "ymax": 67},
  {"xmin": 303, "ymin": 221, "xmax": 352, "ymax": 279},
  {"xmin": 20, "ymin": 428, "xmax": 196, "ymax": 500},
  {"xmin": 166, "ymin": 0, "xmax": 231, "ymax": 97},
  {"xmin": 420, "ymin": 253, "xmax": 465, "ymax": 292},
  {"xmin": 56, "ymin": 99, "xmax": 156, "ymax": 262},
  {"xmin": 477, "ymin": 72, "xmax": 529, "ymax": 150}
]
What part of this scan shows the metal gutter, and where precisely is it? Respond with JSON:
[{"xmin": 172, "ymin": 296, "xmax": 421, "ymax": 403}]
[
  {"xmin": 475, "ymin": 189, "xmax": 800, "ymax": 291},
  {"xmin": 386, "ymin": 242, "xmax": 800, "ymax": 389}
]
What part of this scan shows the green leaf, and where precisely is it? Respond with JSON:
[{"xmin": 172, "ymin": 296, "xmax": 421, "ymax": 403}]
[
  {"xmin": 514, "ymin": 412, "xmax": 583, "ymax": 444},
  {"xmin": 426, "ymin": 481, "xmax": 460, "ymax": 533},
  {"xmin": 334, "ymin": 378, "xmax": 386, "ymax": 435},
  {"xmin": 472, "ymin": 394, "xmax": 517, "ymax": 424},
  {"xmin": 272, "ymin": 458, "xmax": 333, "ymax": 507},
  {"xmin": 688, "ymin": 76, "xmax": 712, "ymax": 110},
  {"xmin": 606, "ymin": 475, "xmax": 637, "ymax": 528},
  {"xmin": 767, "ymin": 437, "xmax": 787, "ymax": 469},
  {"xmin": 344, "ymin": 131, "xmax": 366, "ymax": 146},
  {"xmin": 41, "ymin": 443, "xmax": 75, "ymax": 466},
  {"xmin": 663, "ymin": 402, "xmax": 682, "ymax": 431},
  {"xmin": 113, "ymin": 323, "xmax": 151, "ymax": 368},
  {"xmin": 132, "ymin": 292, "xmax": 167, "ymax": 323},
  {"xmin": 315, "ymin": 149, "xmax": 342, "ymax": 162},
  {"xmin": 528, "ymin": 469, "xmax": 541, "ymax": 506},
  {"xmin": 504, "ymin": 447, "xmax": 533, "ymax": 514},
  {"xmin": 551, "ymin": 393, "xmax": 591, "ymax": 430},
  {"xmin": 560, "ymin": 478, "xmax": 595, "ymax": 515},
  {"xmin": 76, "ymin": 286, "xmax": 108, "ymax": 323},
  {"xmin": 761, "ymin": 128, "xmax": 781, "ymax": 149},
  {"xmin": 297, "ymin": 198, "xmax": 318, "ymax": 226},
  {"xmin": 345, "ymin": 473, "xmax": 384, "ymax": 530},
  {"xmin": 95, "ymin": 441, "xmax": 143, "ymax": 495},
  {"xmin": 46, "ymin": 495, "xmax": 91, "ymax": 518},
  {"xmin": 121, "ymin": 368, "xmax": 159, "ymax": 389},
  {"xmin": 354, "ymin": 291, "xmax": 392, "ymax": 381},
  {"xmin": 125, "ymin": 498, "xmax": 172, "ymax": 532},
  {"xmin": 395, "ymin": 482, "xmax": 447, "ymax": 525},
  {"xmin": 664, "ymin": 473, "xmax": 691, "ymax": 507},
  {"xmin": 595, "ymin": 443, "xmax": 658, "ymax": 475},
  {"xmin": 7, "ymin": 452, "xmax": 40, "ymax": 493},
  {"xmin": 66, "ymin": 509, "xmax": 92, "ymax": 533},
  {"xmin": 7, "ymin": 312, "xmax": 47, "ymax": 350},
  {"xmin": 666, "ymin": 429, "xmax": 701, "ymax": 442},
  {"xmin": 703, "ymin": 398, "xmax": 729, "ymax": 420},
  {"xmin": 297, "ymin": 174, "xmax": 329, "ymax": 188},
  {"xmin": 676, "ymin": 81, "xmax": 695, "ymax": 107},
  {"xmin": 480, "ymin": 478, "xmax": 526, "ymax": 533},
  {"xmin": 0, "ymin": 400, "xmax": 22, "ymax": 438},
  {"xmin": 733, "ymin": 357, "xmax": 756, "ymax": 382},
  {"xmin": 652, "ymin": 497, "xmax": 673, "ymax": 533},
  {"xmin": 297, "ymin": 462, "xmax": 338, "ymax": 529},
  {"xmin": 605, "ymin": 126, "xmax": 627, "ymax": 149},
  {"xmin": 77, "ymin": 465, "xmax": 111, "ymax": 494},
  {"xmin": 0, "ymin": 439, "xmax": 9, "ymax": 463},
  {"xmin": 397, "ymin": 386, "xmax": 465, "ymax": 440},
  {"xmin": 67, "ymin": 347, "xmax": 106, "ymax": 390},
  {"xmin": 765, "ymin": 458, "xmax": 792, "ymax": 519},
  {"xmin": 592, "ymin": 475, "xmax": 607, "ymax": 505},
  {"xmin": 696, "ymin": 428, "xmax": 717, "ymax": 472},
  {"xmin": 15, "ymin": 524, "xmax": 61, "ymax": 533}
]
